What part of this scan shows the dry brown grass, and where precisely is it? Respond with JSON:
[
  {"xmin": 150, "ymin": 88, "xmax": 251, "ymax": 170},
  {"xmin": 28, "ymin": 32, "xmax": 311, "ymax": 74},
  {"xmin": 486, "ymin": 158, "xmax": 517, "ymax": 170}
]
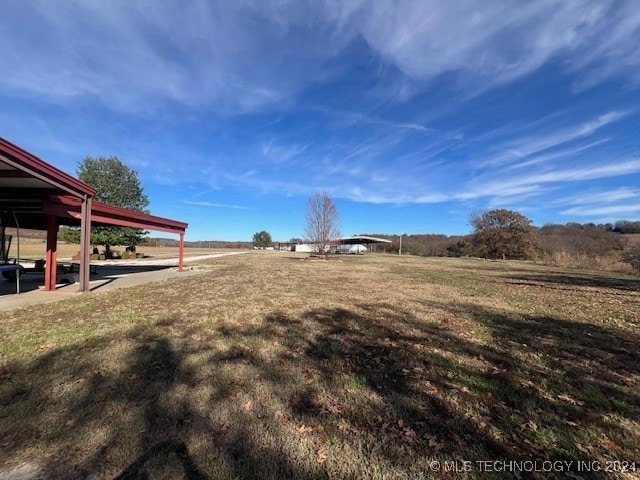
[
  {"xmin": 6, "ymin": 239, "xmax": 238, "ymax": 260},
  {"xmin": 1, "ymin": 252, "xmax": 639, "ymax": 479}
]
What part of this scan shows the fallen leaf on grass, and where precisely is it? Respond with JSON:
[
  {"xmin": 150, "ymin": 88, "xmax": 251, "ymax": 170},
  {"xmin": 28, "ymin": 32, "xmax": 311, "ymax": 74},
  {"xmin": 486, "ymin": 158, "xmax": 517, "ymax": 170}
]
[
  {"xmin": 275, "ymin": 411, "xmax": 289, "ymax": 425},
  {"xmin": 600, "ymin": 434, "xmax": 623, "ymax": 452},
  {"xmin": 557, "ymin": 393, "xmax": 585, "ymax": 405},
  {"xmin": 321, "ymin": 402, "xmax": 342, "ymax": 415},
  {"xmin": 338, "ymin": 422, "xmax": 350, "ymax": 433},
  {"xmin": 428, "ymin": 435, "xmax": 444, "ymax": 451},
  {"xmin": 316, "ymin": 448, "xmax": 328, "ymax": 465},
  {"xmin": 298, "ymin": 424, "xmax": 313, "ymax": 434},
  {"xmin": 527, "ymin": 421, "xmax": 538, "ymax": 432},
  {"xmin": 575, "ymin": 443, "xmax": 589, "ymax": 454},
  {"xmin": 402, "ymin": 428, "xmax": 417, "ymax": 444},
  {"xmin": 0, "ymin": 434, "xmax": 18, "ymax": 447}
]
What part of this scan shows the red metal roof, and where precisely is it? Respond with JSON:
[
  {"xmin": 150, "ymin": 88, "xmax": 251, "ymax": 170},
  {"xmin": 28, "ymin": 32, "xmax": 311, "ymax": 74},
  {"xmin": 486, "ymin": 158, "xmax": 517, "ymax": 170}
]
[
  {"xmin": 1, "ymin": 137, "xmax": 187, "ymax": 235},
  {"xmin": 44, "ymin": 195, "xmax": 187, "ymax": 234},
  {"xmin": 0, "ymin": 137, "xmax": 96, "ymax": 197}
]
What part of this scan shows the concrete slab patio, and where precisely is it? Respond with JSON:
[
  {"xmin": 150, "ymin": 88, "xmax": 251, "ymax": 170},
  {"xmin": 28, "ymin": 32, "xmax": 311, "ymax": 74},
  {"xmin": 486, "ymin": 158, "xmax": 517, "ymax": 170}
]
[{"xmin": 0, "ymin": 251, "xmax": 248, "ymax": 311}]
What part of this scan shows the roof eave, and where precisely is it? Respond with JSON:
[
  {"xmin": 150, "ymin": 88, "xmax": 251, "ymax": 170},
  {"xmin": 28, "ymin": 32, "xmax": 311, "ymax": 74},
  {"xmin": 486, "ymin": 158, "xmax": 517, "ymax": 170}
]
[{"xmin": 0, "ymin": 137, "xmax": 96, "ymax": 198}]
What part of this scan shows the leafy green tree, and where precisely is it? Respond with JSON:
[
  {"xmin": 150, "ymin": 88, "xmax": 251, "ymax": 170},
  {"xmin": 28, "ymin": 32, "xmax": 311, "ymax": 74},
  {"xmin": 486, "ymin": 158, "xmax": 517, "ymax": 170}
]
[
  {"xmin": 252, "ymin": 230, "xmax": 273, "ymax": 248},
  {"xmin": 71, "ymin": 156, "xmax": 150, "ymax": 254},
  {"xmin": 78, "ymin": 156, "xmax": 149, "ymax": 211},
  {"xmin": 470, "ymin": 209, "xmax": 539, "ymax": 260},
  {"xmin": 59, "ymin": 226, "xmax": 80, "ymax": 244}
]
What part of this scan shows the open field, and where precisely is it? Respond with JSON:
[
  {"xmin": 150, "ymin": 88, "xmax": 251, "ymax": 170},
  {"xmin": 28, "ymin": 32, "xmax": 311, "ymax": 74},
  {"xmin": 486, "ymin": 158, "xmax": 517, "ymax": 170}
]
[
  {"xmin": 3, "ymin": 238, "xmax": 246, "ymax": 260},
  {"xmin": 1, "ymin": 253, "xmax": 639, "ymax": 479}
]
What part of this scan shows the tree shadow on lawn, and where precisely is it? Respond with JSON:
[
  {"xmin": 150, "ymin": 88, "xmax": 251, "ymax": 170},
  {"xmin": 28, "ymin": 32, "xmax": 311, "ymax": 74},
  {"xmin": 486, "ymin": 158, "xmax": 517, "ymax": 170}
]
[
  {"xmin": 447, "ymin": 261, "xmax": 640, "ymax": 294},
  {"xmin": 1, "ymin": 322, "xmax": 211, "ymax": 479},
  {"xmin": 504, "ymin": 272, "xmax": 640, "ymax": 293},
  {"xmin": 448, "ymin": 261, "xmax": 541, "ymax": 275},
  {"xmin": 1, "ymin": 304, "xmax": 639, "ymax": 479},
  {"xmin": 267, "ymin": 305, "xmax": 639, "ymax": 456}
]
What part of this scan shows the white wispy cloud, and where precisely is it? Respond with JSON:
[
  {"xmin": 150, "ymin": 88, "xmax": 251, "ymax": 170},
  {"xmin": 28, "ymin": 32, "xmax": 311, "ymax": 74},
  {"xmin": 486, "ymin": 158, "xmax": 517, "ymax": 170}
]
[
  {"xmin": 3, "ymin": 0, "xmax": 639, "ymax": 230},
  {"xmin": 482, "ymin": 110, "xmax": 630, "ymax": 167},
  {"xmin": 194, "ymin": 112, "xmax": 639, "ymax": 208},
  {"xmin": 559, "ymin": 187, "xmax": 640, "ymax": 206},
  {"xmin": 503, "ymin": 139, "xmax": 613, "ymax": 171},
  {"xmin": 350, "ymin": 1, "xmax": 640, "ymax": 92},
  {"xmin": 261, "ymin": 141, "xmax": 309, "ymax": 163},
  {"xmin": 562, "ymin": 204, "xmax": 640, "ymax": 217},
  {"xmin": 344, "ymin": 187, "xmax": 449, "ymax": 205},
  {"xmin": 2, "ymin": 1, "xmax": 638, "ymax": 113},
  {"xmin": 455, "ymin": 153, "xmax": 640, "ymax": 206},
  {"xmin": 182, "ymin": 200, "xmax": 251, "ymax": 210},
  {"xmin": 323, "ymin": 108, "xmax": 434, "ymax": 133},
  {"xmin": 0, "ymin": 1, "xmax": 350, "ymax": 113},
  {"xmin": 456, "ymin": 182, "xmax": 544, "ymax": 202},
  {"xmin": 544, "ymin": 158, "xmax": 640, "ymax": 182},
  {"xmin": 554, "ymin": 186, "xmax": 640, "ymax": 221}
]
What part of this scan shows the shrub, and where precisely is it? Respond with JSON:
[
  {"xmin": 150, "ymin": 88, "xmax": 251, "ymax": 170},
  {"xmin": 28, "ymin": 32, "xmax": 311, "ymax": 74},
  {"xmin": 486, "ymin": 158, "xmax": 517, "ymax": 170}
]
[
  {"xmin": 538, "ymin": 223, "xmax": 623, "ymax": 258},
  {"xmin": 470, "ymin": 209, "xmax": 539, "ymax": 260},
  {"xmin": 624, "ymin": 247, "xmax": 640, "ymax": 272}
]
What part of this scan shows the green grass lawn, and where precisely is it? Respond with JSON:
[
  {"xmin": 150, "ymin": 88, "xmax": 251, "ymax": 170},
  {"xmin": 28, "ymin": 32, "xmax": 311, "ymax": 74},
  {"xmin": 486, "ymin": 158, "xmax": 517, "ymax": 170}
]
[{"xmin": 1, "ymin": 253, "xmax": 639, "ymax": 479}]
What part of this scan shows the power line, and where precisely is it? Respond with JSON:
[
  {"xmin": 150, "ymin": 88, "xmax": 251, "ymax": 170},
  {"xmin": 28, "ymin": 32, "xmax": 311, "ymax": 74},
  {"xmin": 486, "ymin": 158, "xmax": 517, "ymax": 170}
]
[{"xmin": 552, "ymin": 146, "xmax": 640, "ymax": 183}]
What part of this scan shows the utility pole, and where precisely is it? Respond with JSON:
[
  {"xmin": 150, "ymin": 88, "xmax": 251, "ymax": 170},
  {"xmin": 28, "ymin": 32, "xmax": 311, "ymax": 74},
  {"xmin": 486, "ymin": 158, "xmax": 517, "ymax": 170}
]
[{"xmin": 399, "ymin": 229, "xmax": 403, "ymax": 255}]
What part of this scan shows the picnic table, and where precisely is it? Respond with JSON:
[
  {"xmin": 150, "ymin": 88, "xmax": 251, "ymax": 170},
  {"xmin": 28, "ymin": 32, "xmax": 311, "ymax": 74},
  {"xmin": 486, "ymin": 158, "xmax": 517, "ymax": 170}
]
[
  {"xmin": 0, "ymin": 264, "xmax": 22, "ymax": 293},
  {"xmin": 0, "ymin": 260, "xmax": 92, "ymax": 280},
  {"xmin": 0, "ymin": 263, "xmax": 22, "ymax": 280},
  {"xmin": 1, "ymin": 260, "xmax": 99, "ymax": 294},
  {"xmin": 67, "ymin": 263, "xmax": 99, "ymax": 274}
]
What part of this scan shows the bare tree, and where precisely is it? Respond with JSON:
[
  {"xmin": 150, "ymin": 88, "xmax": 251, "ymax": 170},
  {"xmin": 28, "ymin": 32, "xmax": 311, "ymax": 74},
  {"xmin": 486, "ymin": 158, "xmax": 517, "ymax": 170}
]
[{"xmin": 304, "ymin": 190, "xmax": 341, "ymax": 255}]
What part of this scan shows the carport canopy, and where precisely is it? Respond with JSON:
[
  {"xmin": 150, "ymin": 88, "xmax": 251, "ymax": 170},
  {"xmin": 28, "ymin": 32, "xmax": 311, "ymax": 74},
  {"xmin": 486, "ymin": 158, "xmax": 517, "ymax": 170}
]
[
  {"xmin": 337, "ymin": 235, "xmax": 392, "ymax": 245},
  {"xmin": 0, "ymin": 136, "xmax": 188, "ymax": 292}
]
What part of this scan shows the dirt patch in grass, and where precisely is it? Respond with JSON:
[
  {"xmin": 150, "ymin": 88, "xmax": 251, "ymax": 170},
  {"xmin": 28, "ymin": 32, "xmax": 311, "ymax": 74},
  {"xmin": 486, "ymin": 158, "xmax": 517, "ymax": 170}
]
[{"xmin": 1, "ymin": 253, "xmax": 638, "ymax": 479}]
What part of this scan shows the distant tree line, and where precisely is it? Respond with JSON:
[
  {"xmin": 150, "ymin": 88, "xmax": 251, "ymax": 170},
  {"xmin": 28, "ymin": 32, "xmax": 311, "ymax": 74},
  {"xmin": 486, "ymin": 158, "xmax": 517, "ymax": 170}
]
[
  {"xmin": 611, "ymin": 220, "xmax": 640, "ymax": 234},
  {"xmin": 364, "ymin": 209, "xmax": 640, "ymax": 273},
  {"xmin": 139, "ymin": 237, "xmax": 253, "ymax": 249},
  {"xmin": 58, "ymin": 196, "xmax": 639, "ymax": 273}
]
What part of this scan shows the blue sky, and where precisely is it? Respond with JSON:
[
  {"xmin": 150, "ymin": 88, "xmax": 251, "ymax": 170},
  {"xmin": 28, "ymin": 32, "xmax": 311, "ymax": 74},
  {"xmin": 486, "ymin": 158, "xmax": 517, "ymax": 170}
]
[{"xmin": 1, "ymin": 1, "xmax": 639, "ymax": 241}]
